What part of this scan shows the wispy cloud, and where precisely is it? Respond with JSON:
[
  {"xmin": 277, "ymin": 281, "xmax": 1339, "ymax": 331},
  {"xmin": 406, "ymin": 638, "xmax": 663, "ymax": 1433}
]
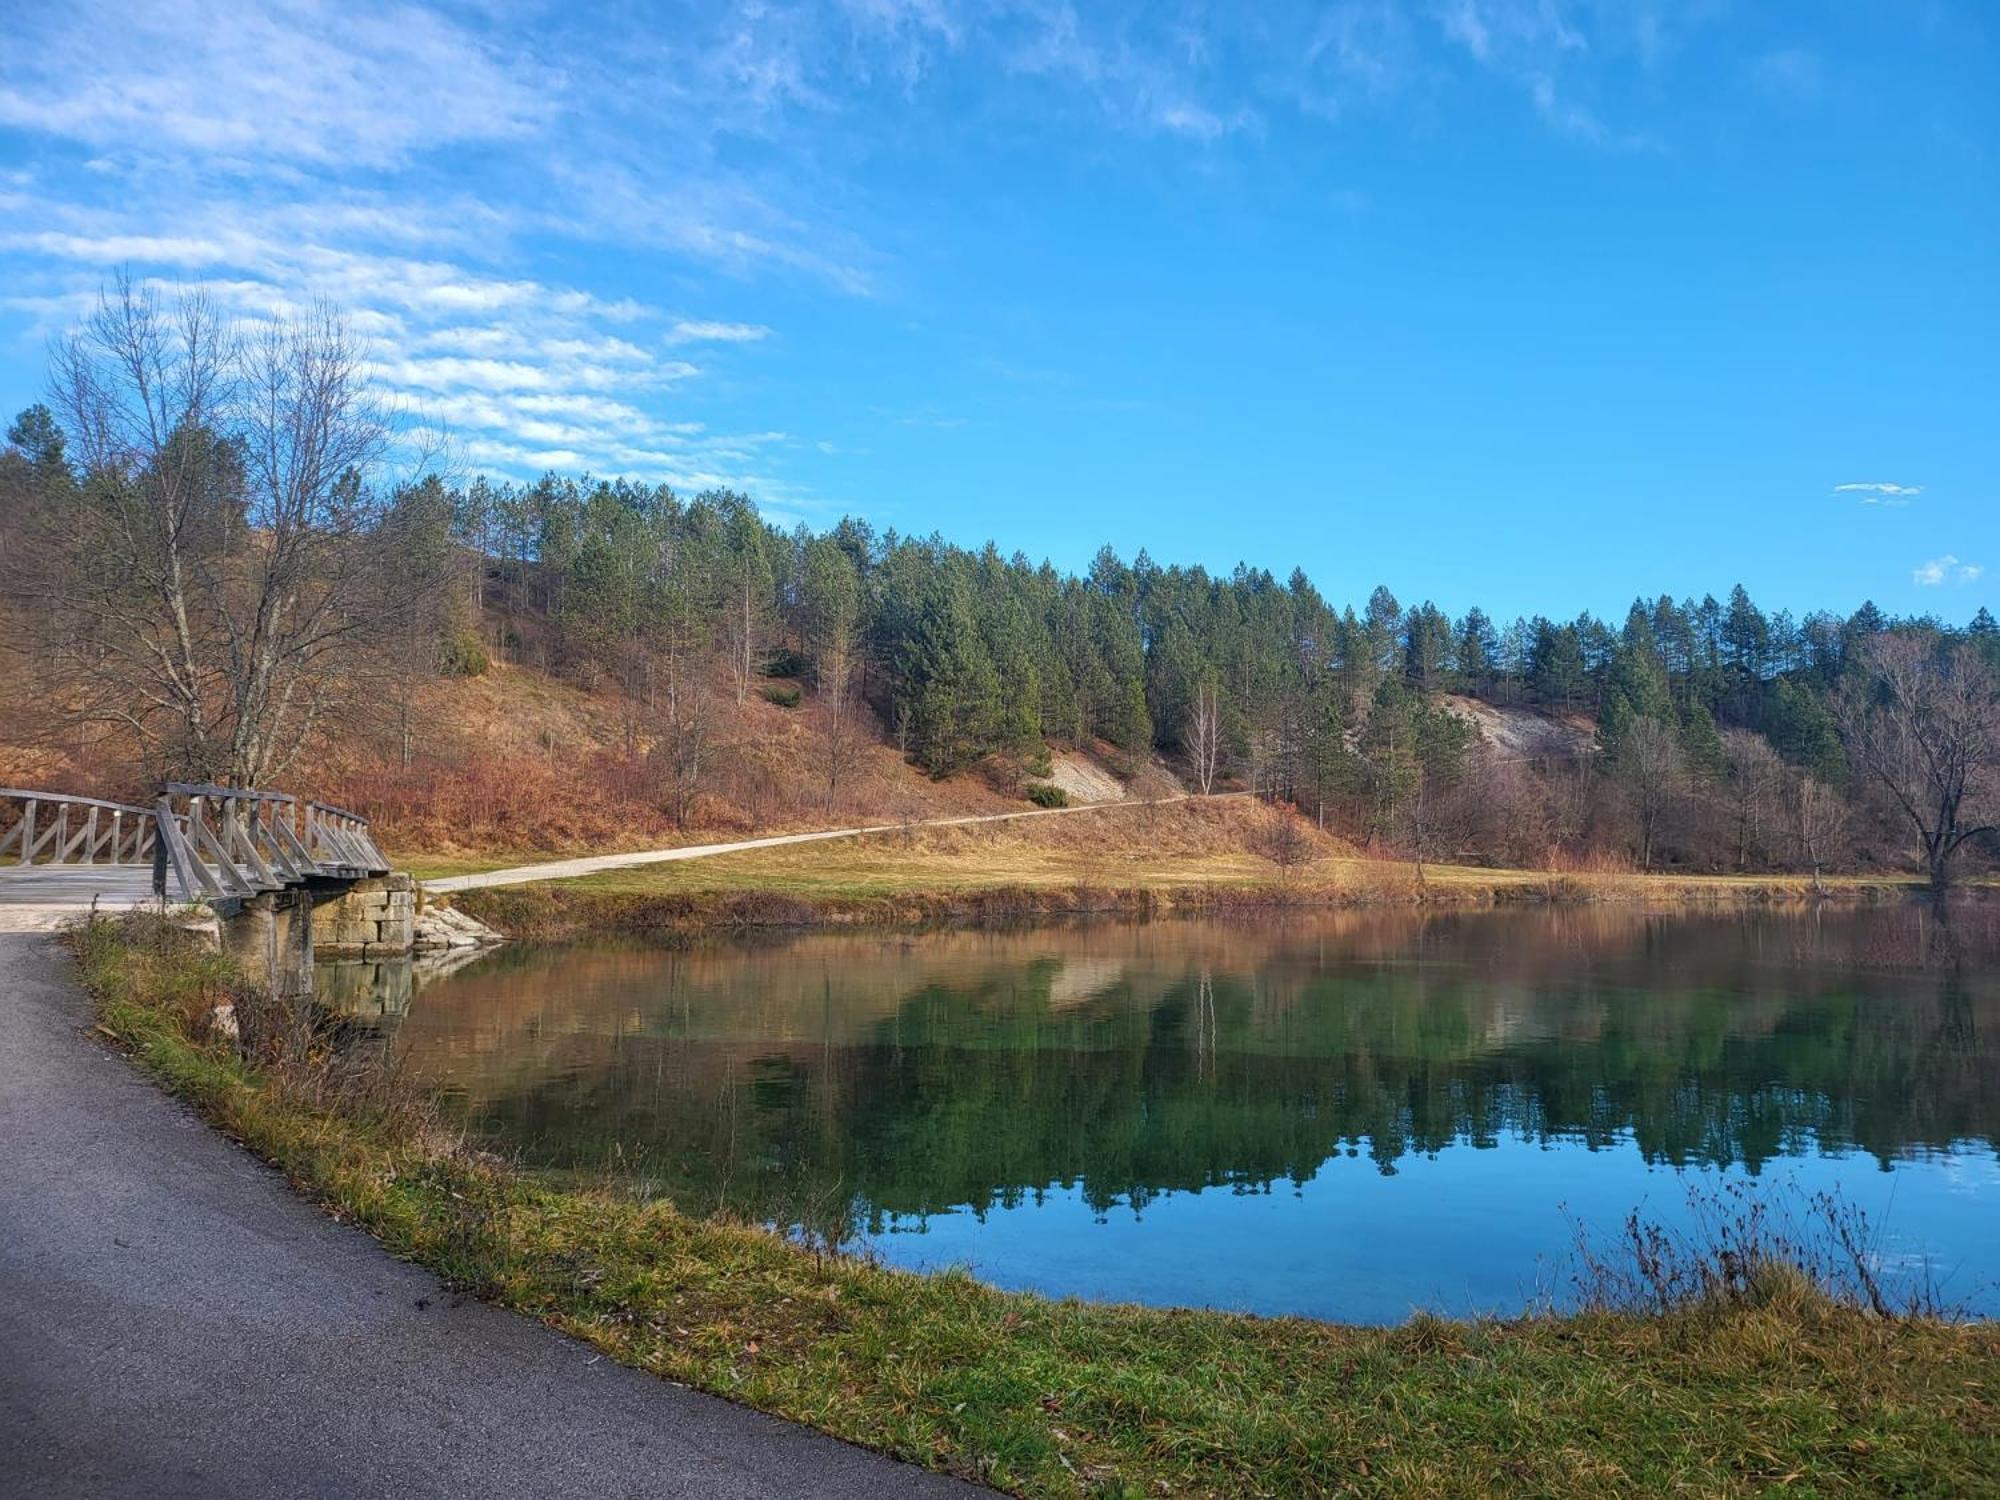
[
  {"xmin": 0, "ymin": 0, "xmax": 548, "ymax": 169},
  {"xmin": 1913, "ymin": 555, "xmax": 1982, "ymax": 586},
  {"xmin": 0, "ymin": 0, "xmax": 1801, "ymax": 506},
  {"xmin": 1838, "ymin": 481, "xmax": 1921, "ymax": 508},
  {"xmin": 667, "ymin": 320, "xmax": 773, "ymax": 345}
]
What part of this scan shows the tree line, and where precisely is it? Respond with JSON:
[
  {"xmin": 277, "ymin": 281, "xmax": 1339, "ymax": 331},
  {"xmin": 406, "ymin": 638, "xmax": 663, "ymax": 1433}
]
[{"xmin": 1, "ymin": 288, "xmax": 1994, "ymax": 885}]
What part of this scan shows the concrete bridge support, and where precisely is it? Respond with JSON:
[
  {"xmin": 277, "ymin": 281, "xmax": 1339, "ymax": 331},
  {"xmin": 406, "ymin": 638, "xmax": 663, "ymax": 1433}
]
[
  {"xmin": 216, "ymin": 875, "xmax": 418, "ymax": 999},
  {"xmin": 218, "ymin": 890, "xmax": 319, "ymax": 1000}
]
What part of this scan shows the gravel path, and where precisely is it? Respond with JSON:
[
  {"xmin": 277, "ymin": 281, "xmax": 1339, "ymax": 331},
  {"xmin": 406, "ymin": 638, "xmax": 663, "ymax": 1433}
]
[
  {"xmin": 0, "ymin": 931, "xmax": 985, "ymax": 1499},
  {"xmin": 424, "ymin": 792, "xmax": 1241, "ymax": 894}
]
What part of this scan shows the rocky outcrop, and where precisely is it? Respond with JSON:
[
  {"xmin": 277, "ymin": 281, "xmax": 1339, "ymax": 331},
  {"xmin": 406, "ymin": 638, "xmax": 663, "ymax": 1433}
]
[{"xmin": 413, "ymin": 901, "xmax": 505, "ymax": 953}]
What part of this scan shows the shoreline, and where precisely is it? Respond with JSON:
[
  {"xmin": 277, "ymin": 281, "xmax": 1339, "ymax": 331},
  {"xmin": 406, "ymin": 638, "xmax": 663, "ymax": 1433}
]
[{"xmin": 448, "ymin": 867, "xmax": 1936, "ymax": 942}]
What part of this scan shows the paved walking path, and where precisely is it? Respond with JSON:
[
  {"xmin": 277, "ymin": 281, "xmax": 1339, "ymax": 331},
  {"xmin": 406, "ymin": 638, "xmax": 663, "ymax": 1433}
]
[
  {"xmin": 0, "ymin": 932, "xmax": 985, "ymax": 1499},
  {"xmin": 424, "ymin": 792, "xmax": 1244, "ymax": 893}
]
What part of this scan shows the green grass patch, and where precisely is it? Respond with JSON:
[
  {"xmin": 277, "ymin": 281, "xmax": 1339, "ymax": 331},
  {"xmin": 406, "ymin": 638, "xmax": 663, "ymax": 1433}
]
[{"xmin": 67, "ymin": 915, "xmax": 2000, "ymax": 1498}]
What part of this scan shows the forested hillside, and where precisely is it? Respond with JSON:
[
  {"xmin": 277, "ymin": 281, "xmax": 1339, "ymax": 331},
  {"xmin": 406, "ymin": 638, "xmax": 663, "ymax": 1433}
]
[{"xmin": 3, "ymin": 301, "xmax": 1996, "ymax": 884}]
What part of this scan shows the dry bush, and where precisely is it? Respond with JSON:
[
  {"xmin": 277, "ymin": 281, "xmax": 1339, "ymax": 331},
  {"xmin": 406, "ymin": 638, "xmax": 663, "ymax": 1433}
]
[
  {"xmin": 1570, "ymin": 1178, "xmax": 1961, "ymax": 1321},
  {"xmin": 1541, "ymin": 845, "xmax": 1635, "ymax": 876},
  {"xmin": 328, "ymin": 752, "xmax": 676, "ymax": 855}
]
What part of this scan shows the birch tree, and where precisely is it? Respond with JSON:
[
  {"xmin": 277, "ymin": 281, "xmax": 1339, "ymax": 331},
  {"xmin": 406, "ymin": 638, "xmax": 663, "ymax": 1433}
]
[
  {"xmin": 1187, "ymin": 676, "xmax": 1223, "ymax": 795},
  {"xmin": 17, "ymin": 277, "xmax": 426, "ymax": 787}
]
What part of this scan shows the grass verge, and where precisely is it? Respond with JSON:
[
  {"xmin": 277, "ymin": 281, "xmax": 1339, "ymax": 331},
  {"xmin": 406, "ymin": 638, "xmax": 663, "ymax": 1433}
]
[{"xmin": 70, "ymin": 914, "xmax": 1999, "ymax": 1497}]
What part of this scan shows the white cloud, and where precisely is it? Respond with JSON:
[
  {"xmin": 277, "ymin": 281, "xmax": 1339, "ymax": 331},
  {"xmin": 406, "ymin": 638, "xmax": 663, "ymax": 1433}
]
[
  {"xmin": 667, "ymin": 320, "xmax": 774, "ymax": 345},
  {"xmin": 1913, "ymin": 555, "xmax": 1983, "ymax": 587},
  {"xmin": 1837, "ymin": 481, "xmax": 1922, "ymax": 496}
]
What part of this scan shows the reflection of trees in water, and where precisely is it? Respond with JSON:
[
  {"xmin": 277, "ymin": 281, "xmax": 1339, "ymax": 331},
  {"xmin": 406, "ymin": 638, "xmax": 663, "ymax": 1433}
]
[{"xmin": 403, "ymin": 906, "xmax": 2000, "ymax": 1243}]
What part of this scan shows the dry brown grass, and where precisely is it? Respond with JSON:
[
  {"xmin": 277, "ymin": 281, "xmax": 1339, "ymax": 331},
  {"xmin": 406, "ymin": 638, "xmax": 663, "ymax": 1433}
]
[
  {"xmin": 320, "ymin": 659, "xmax": 1040, "ymax": 857},
  {"xmin": 447, "ymin": 797, "xmax": 1943, "ymax": 940}
]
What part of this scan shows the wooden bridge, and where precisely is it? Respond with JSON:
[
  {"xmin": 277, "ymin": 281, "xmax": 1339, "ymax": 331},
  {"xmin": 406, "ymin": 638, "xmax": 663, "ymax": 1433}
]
[
  {"xmin": 1, "ymin": 787, "xmax": 400, "ymax": 997},
  {"xmin": 1, "ymin": 784, "xmax": 388, "ymax": 910}
]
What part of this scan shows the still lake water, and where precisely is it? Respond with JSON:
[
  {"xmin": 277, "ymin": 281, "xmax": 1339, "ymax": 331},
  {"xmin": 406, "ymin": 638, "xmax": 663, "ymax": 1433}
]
[{"xmin": 327, "ymin": 905, "xmax": 2000, "ymax": 1324}]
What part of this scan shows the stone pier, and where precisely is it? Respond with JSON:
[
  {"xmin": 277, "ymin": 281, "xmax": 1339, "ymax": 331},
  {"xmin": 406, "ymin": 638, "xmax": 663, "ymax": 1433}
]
[
  {"xmin": 210, "ymin": 874, "xmax": 419, "ymax": 999},
  {"xmin": 310, "ymin": 874, "xmax": 418, "ymax": 959},
  {"xmin": 209, "ymin": 874, "xmax": 496, "ymax": 1001}
]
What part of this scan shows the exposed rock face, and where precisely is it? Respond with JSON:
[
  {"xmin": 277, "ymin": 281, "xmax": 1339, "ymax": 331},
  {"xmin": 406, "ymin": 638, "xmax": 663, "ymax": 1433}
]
[
  {"xmin": 412, "ymin": 901, "xmax": 505, "ymax": 953},
  {"xmin": 311, "ymin": 873, "xmax": 418, "ymax": 958}
]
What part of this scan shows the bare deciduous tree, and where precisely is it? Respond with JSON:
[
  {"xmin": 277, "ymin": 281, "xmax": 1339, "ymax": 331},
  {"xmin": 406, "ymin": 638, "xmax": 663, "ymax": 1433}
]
[
  {"xmin": 648, "ymin": 552, "xmax": 718, "ymax": 829},
  {"xmin": 816, "ymin": 617, "xmax": 861, "ymax": 816},
  {"xmin": 1838, "ymin": 634, "xmax": 1999, "ymax": 893},
  {"xmin": 13, "ymin": 277, "xmax": 425, "ymax": 788},
  {"xmin": 1537, "ymin": 754, "xmax": 1597, "ymax": 865},
  {"xmin": 1257, "ymin": 801, "xmax": 1317, "ymax": 882},
  {"xmin": 1613, "ymin": 717, "xmax": 1684, "ymax": 872},
  {"xmin": 1187, "ymin": 677, "xmax": 1223, "ymax": 795},
  {"xmin": 1793, "ymin": 771, "xmax": 1845, "ymax": 894},
  {"xmin": 1721, "ymin": 728, "xmax": 1785, "ymax": 871},
  {"xmin": 651, "ymin": 660, "xmax": 713, "ymax": 829}
]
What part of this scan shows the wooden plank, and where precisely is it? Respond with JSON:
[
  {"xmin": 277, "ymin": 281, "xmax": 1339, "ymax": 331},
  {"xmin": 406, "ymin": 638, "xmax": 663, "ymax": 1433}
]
[
  {"xmin": 0, "ymin": 788, "xmax": 154, "ymax": 818},
  {"xmin": 154, "ymin": 803, "xmax": 207, "ymax": 901},
  {"xmin": 224, "ymin": 797, "xmax": 279, "ymax": 889},
  {"xmin": 24, "ymin": 805, "xmax": 61, "ymax": 863},
  {"xmin": 182, "ymin": 800, "xmax": 243, "ymax": 898},
  {"xmin": 60, "ymin": 806, "xmax": 97, "ymax": 863},
  {"xmin": 187, "ymin": 814, "xmax": 246, "ymax": 897},
  {"xmin": 270, "ymin": 811, "xmax": 315, "ymax": 878}
]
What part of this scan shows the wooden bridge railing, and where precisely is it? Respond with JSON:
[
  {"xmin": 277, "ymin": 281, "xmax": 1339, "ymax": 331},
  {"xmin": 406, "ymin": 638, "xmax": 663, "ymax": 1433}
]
[
  {"xmin": 153, "ymin": 785, "xmax": 390, "ymax": 902},
  {"xmin": 0, "ymin": 789, "xmax": 159, "ymax": 869},
  {"xmin": 1, "ymin": 785, "xmax": 388, "ymax": 903}
]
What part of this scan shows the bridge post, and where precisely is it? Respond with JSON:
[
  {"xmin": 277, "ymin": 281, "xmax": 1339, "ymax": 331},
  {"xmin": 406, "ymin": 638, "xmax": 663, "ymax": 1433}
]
[{"xmin": 217, "ymin": 890, "xmax": 317, "ymax": 1001}]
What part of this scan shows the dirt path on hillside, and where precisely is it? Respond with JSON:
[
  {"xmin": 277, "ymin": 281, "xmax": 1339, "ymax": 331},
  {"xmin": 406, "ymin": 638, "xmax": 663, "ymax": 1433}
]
[{"xmin": 422, "ymin": 792, "xmax": 1250, "ymax": 894}]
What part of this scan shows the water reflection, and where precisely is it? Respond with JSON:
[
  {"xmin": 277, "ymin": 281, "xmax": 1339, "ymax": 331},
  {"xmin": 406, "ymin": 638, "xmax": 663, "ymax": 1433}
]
[{"xmin": 324, "ymin": 904, "xmax": 2000, "ymax": 1321}]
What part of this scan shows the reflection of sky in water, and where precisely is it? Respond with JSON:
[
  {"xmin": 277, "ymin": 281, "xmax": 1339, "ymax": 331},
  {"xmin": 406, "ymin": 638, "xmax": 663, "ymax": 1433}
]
[{"xmin": 862, "ymin": 1140, "xmax": 1998, "ymax": 1324}]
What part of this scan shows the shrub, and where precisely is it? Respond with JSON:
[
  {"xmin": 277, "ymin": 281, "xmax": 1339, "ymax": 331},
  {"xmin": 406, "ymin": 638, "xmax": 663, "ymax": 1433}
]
[
  {"xmin": 762, "ymin": 684, "xmax": 802, "ymax": 709},
  {"xmin": 761, "ymin": 648, "xmax": 811, "ymax": 679},
  {"xmin": 1570, "ymin": 1178, "xmax": 1959, "ymax": 1320},
  {"xmin": 436, "ymin": 628, "xmax": 489, "ymax": 678},
  {"xmin": 1024, "ymin": 782, "xmax": 1069, "ymax": 809}
]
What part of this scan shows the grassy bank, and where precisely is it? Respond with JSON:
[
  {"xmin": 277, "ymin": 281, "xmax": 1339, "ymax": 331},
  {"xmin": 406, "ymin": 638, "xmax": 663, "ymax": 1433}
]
[
  {"xmin": 438, "ymin": 803, "xmax": 1927, "ymax": 941},
  {"xmin": 70, "ymin": 914, "xmax": 1998, "ymax": 1497}
]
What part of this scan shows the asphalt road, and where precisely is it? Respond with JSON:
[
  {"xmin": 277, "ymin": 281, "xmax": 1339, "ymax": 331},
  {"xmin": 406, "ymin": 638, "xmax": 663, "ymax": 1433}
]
[{"xmin": 0, "ymin": 932, "xmax": 986, "ymax": 1499}]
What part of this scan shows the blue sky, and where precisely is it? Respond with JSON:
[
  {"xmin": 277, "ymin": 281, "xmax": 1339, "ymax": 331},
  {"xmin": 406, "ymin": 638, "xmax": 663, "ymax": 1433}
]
[{"xmin": 1, "ymin": 0, "xmax": 1993, "ymax": 623}]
